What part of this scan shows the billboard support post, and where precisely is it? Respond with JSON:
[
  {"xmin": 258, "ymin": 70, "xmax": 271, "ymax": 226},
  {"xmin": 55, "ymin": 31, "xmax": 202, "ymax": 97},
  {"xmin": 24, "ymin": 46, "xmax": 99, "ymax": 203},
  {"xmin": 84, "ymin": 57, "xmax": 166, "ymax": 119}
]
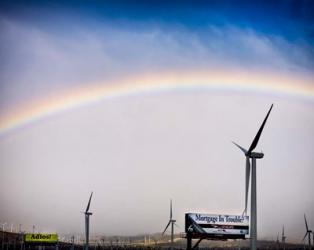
[
  {"xmin": 186, "ymin": 233, "xmax": 192, "ymax": 250},
  {"xmin": 192, "ymin": 238, "xmax": 203, "ymax": 249},
  {"xmin": 186, "ymin": 235, "xmax": 203, "ymax": 250}
]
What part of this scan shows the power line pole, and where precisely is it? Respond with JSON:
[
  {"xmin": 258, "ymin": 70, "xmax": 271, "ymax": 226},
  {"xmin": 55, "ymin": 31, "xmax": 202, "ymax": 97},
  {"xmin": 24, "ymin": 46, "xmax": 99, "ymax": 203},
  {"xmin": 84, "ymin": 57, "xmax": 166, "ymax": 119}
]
[{"xmin": 1, "ymin": 223, "xmax": 7, "ymax": 250}]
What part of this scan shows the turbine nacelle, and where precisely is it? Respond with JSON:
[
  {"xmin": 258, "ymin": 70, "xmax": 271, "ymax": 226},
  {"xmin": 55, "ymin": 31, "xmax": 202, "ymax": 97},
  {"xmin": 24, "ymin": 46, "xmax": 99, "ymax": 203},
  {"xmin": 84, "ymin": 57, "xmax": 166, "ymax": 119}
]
[
  {"xmin": 232, "ymin": 142, "xmax": 264, "ymax": 159},
  {"xmin": 246, "ymin": 151, "xmax": 264, "ymax": 159}
]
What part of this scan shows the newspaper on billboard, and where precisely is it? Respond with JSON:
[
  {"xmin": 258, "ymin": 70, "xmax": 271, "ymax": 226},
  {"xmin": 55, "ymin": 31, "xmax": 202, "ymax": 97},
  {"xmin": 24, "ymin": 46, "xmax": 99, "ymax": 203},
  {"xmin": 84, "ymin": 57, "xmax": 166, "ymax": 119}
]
[
  {"xmin": 185, "ymin": 213, "xmax": 249, "ymax": 239},
  {"xmin": 24, "ymin": 234, "xmax": 58, "ymax": 244}
]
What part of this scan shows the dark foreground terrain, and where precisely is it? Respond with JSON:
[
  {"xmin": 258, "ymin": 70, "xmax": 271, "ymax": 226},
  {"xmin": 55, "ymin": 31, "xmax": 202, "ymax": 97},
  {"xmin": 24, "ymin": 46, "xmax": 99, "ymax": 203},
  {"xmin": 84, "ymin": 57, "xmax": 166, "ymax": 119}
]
[{"xmin": 0, "ymin": 231, "xmax": 307, "ymax": 250}]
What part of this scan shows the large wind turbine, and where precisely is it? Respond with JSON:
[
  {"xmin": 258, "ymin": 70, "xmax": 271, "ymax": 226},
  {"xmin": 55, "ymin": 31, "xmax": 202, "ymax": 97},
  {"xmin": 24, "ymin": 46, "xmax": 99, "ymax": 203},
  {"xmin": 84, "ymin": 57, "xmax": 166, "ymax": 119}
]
[
  {"xmin": 162, "ymin": 199, "xmax": 176, "ymax": 250},
  {"xmin": 303, "ymin": 214, "xmax": 312, "ymax": 250},
  {"xmin": 84, "ymin": 192, "xmax": 93, "ymax": 250},
  {"xmin": 233, "ymin": 104, "xmax": 273, "ymax": 250}
]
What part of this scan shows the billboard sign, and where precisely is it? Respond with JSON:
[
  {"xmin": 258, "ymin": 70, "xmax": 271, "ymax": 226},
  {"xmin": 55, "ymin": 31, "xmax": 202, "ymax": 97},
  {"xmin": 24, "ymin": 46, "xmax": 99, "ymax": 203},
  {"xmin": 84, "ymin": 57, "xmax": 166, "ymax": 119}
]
[
  {"xmin": 24, "ymin": 234, "xmax": 58, "ymax": 244},
  {"xmin": 185, "ymin": 213, "xmax": 249, "ymax": 239}
]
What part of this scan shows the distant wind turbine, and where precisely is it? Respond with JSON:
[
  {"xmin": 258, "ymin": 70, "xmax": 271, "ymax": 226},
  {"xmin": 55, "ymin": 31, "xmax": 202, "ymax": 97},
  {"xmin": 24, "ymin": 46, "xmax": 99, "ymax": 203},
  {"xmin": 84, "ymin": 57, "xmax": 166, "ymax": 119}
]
[
  {"xmin": 162, "ymin": 199, "xmax": 176, "ymax": 250},
  {"xmin": 84, "ymin": 192, "xmax": 93, "ymax": 250},
  {"xmin": 303, "ymin": 214, "xmax": 312, "ymax": 250},
  {"xmin": 233, "ymin": 104, "xmax": 273, "ymax": 250},
  {"xmin": 282, "ymin": 225, "xmax": 286, "ymax": 250},
  {"xmin": 276, "ymin": 232, "xmax": 280, "ymax": 250},
  {"xmin": 71, "ymin": 235, "xmax": 75, "ymax": 250}
]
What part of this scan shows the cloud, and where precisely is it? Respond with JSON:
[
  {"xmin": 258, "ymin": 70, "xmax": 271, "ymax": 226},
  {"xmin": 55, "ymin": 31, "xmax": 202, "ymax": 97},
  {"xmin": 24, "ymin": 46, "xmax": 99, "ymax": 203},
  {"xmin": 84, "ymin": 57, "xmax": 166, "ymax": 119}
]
[{"xmin": 0, "ymin": 16, "xmax": 313, "ymax": 112}]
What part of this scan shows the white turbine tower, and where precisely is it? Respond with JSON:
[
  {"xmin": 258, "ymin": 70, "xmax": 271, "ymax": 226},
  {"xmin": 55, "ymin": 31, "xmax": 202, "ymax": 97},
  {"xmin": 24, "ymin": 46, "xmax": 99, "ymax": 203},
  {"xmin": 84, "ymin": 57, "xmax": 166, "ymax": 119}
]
[
  {"xmin": 303, "ymin": 214, "xmax": 313, "ymax": 250},
  {"xmin": 84, "ymin": 192, "xmax": 93, "ymax": 250},
  {"xmin": 162, "ymin": 199, "xmax": 176, "ymax": 250},
  {"xmin": 233, "ymin": 104, "xmax": 273, "ymax": 250}
]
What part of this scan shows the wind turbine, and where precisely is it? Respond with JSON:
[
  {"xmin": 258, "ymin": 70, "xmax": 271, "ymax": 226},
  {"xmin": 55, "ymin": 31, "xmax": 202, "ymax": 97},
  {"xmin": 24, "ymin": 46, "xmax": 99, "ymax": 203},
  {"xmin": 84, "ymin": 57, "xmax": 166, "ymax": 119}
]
[
  {"xmin": 276, "ymin": 232, "xmax": 280, "ymax": 250},
  {"xmin": 282, "ymin": 225, "xmax": 286, "ymax": 250},
  {"xmin": 162, "ymin": 199, "xmax": 176, "ymax": 250},
  {"xmin": 233, "ymin": 104, "xmax": 273, "ymax": 250},
  {"xmin": 84, "ymin": 192, "xmax": 93, "ymax": 250},
  {"xmin": 303, "ymin": 214, "xmax": 312, "ymax": 250}
]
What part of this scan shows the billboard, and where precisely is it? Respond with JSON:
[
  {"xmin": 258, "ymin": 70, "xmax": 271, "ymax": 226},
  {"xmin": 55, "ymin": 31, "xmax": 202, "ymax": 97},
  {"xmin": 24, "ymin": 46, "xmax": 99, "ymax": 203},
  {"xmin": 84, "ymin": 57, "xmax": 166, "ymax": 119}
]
[
  {"xmin": 185, "ymin": 213, "xmax": 249, "ymax": 239},
  {"xmin": 24, "ymin": 234, "xmax": 58, "ymax": 244}
]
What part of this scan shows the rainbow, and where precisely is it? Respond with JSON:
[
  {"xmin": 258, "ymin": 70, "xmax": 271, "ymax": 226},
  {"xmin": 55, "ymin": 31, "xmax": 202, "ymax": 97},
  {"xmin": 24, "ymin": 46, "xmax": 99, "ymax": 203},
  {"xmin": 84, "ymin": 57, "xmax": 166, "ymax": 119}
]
[{"xmin": 0, "ymin": 69, "xmax": 313, "ymax": 136}]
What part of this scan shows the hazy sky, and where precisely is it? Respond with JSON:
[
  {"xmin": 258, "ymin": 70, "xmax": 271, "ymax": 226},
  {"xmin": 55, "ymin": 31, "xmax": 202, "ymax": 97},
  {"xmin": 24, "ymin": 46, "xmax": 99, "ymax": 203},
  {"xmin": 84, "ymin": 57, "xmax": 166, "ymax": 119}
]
[{"xmin": 0, "ymin": 0, "xmax": 313, "ymax": 243}]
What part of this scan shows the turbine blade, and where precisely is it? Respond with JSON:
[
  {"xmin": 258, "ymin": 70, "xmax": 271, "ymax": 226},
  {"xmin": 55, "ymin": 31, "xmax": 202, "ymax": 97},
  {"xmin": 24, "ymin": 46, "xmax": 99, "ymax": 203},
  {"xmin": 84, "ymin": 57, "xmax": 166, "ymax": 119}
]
[
  {"xmin": 244, "ymin": 156, "xmax": 250, "ymax": 215},
  {"xmin": 85, "ymin": 192, "xmax": 93, "ymax": 213},
  {"xmin": 304, "ymin": 214, "xmax": 309, "ymax": 231},
  {"xmin": 303, "ymin": 232, "xmax": 308, "ymax": 241},
  {"xmin": 170, "ymin": 199, "xmax": 172, "ymax": 219},
  {"xmin": 248, "ymin": 104, "xmax": 273, "ymax": 153},
  {"xmin": 232, "ymin": 141, "xmax": 248, "ymax": 154},
  {"xmin": 174, "ymin": 223, "xmax": 180, "ymax": 228},
  {"xmin": 162, "ymin": 221, "xmax": 171, "ymax": 235}
]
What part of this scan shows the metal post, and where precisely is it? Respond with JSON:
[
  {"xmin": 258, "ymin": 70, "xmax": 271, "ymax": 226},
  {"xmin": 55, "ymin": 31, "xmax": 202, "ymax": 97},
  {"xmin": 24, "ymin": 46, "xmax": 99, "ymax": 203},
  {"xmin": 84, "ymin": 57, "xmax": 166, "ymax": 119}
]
[
  {"xmin": 186, "ymin": 234, "xmax": 192, "ymax": 250},
  {"xmin": 2, "ymin": 227, "xmax": 4, "ymax": 250},
  {"xmin": 192, "ymin": 238, "xmax": 202, "ymax": 250},
  {"xmin": 250, "ymin": 158, "xmax": 257, "ymax": 250},
  {"xmin": 85, "ymin": 215, "xmax": 89, "ymax": 250},
  {"xmin": 171, "ymin": 221, "xmax": 174, "ymax": 250},
  {"xmin": 20, "ymin": 234, "xmax": 23, "ymax": 250},
  {"xmin": 2, "ymin": 223, "xmax": 7, "ymax": 250}
]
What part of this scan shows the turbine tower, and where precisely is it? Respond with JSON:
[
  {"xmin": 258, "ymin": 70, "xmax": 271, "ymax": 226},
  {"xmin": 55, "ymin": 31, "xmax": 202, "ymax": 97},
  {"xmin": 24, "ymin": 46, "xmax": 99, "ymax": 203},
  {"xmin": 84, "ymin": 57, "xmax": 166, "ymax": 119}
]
[
  {"xmin": 233, "ymin": 104, "xmax": 273, "ymax": 250},
  {"xmin": 303, "ymin": 214, "xmax": 312, "ymax": 250},
  {"xmin": 84, "ymin": 192, "xmax": 93, "ymax": 250},
  {"xmin": 282, "ymin": 225, "xmax": 286, "ymax": 250},
  {"xmin": 162, "ymin": 199, "xmax": 176, "ymax": 250}
]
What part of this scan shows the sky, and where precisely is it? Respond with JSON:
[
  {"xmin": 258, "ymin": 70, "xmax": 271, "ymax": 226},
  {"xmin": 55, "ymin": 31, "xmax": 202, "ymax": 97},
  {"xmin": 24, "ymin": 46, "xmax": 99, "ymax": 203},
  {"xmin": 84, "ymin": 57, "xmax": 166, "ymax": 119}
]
[{"xmin": 0, "ymin": 0, "xmax": 314, "ymax": 243}]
